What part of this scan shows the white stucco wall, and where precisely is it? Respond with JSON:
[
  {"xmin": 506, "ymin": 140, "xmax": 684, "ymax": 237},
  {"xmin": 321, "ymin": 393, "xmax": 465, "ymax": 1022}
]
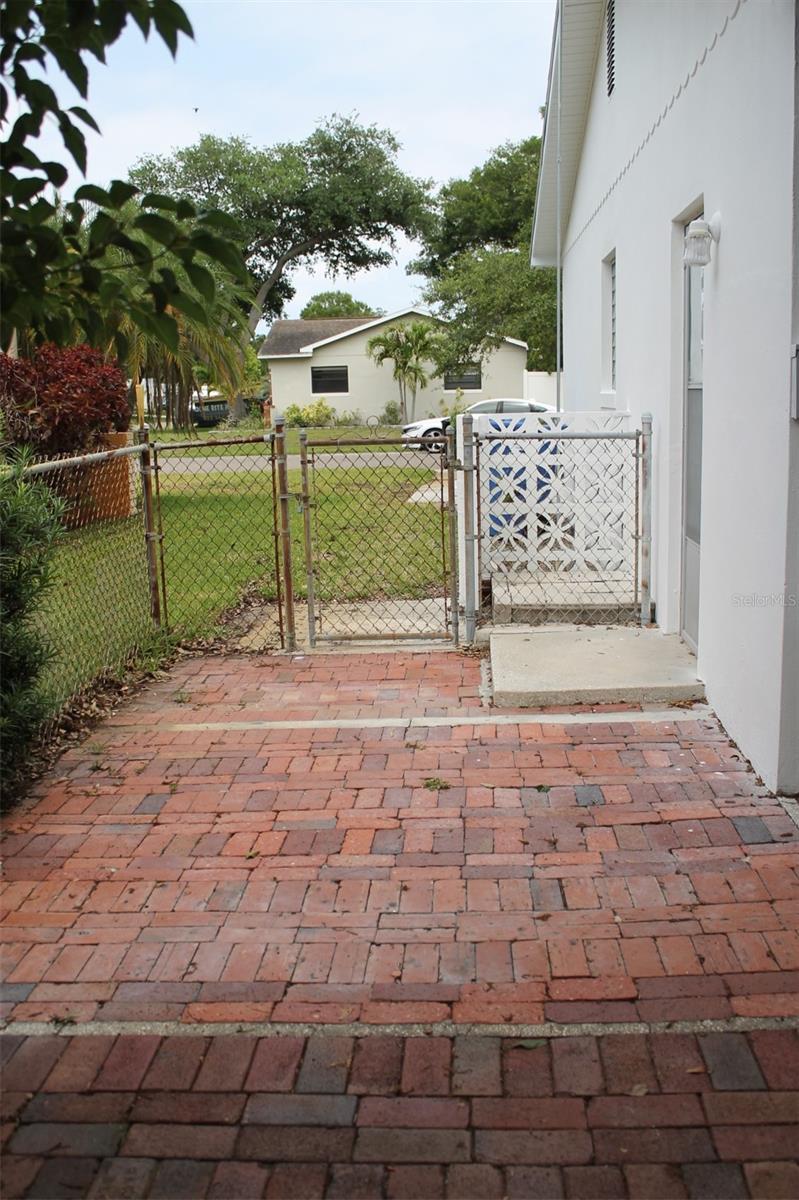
[
  {"xmin": 559, "ymin": 0, "xmax": 798, "ymax": 791},
  {"xmin": 267, "ymin": 318, "xmax": 527, "ymax": 422}
]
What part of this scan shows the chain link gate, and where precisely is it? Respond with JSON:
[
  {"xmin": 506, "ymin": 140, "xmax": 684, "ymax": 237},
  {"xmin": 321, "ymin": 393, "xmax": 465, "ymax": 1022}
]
[
  {"xmin": 150, "ymin": 431, "xmax": 287, "ymax": 650},
  {"xmin": 297, "ymin": 428, "xmax": 458, "ymax": 646}
]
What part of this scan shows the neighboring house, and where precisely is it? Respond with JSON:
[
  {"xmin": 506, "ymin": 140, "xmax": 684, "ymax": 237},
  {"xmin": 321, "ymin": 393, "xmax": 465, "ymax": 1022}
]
[
  {"xmin": 258, "ymin": 307, "xmax": 528, "ymax": 421},
  {"xmin": 532, "ymin": 0, "xmax": 798, "ymax": 791}
]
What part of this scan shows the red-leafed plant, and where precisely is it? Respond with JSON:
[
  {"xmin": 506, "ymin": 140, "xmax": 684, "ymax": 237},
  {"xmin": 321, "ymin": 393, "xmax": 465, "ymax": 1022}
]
[{"xmin": 0, "ymin": 345, "xmax": 130, "ymax": 458}]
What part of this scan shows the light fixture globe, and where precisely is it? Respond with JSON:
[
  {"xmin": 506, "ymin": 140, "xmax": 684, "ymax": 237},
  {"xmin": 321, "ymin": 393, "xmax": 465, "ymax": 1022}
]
[{"xmin": 683, "ymin": 212, "xmax": 721, "ymax": 267}]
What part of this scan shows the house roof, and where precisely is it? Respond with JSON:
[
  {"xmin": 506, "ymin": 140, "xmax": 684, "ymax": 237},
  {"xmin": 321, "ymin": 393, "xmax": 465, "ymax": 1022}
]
[
  {"xmin": 531, "ymin": 0, "xmax": 606, "ymax": 267},
  {"xmin": 260, "ymin": 306, "xmax": 528, "ymax": 359},
  {"xmin": 258, "ymin": 317, "xmax": 375, "ymax": 358}
]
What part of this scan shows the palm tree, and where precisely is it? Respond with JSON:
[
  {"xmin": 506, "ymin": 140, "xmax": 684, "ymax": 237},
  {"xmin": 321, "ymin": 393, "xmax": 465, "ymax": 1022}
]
[{"xmin": 367, "ymin": 320, "xmax": 443, "ymax": 422}]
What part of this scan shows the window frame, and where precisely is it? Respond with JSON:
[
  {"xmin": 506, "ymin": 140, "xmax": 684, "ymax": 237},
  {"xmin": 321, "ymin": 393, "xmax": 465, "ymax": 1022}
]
[
  {"xmin": 443, "ymin": 364, "xmax": 482, "ymax": 392},
  {"xmin": 310, "ymin": 365, "xmax": 349, "ymax": 395}
]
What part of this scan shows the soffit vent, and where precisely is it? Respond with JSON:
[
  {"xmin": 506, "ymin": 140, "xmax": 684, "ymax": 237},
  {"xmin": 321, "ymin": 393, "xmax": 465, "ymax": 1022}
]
[{"xmin": 607, "ymin": 0, "xmax": 616, "ymax": 96}]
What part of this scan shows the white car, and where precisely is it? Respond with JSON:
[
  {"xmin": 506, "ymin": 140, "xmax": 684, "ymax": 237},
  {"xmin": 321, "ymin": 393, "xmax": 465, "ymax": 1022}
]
[{"xmin": 402, "ymin": 398, "xmax": 556, "ymax": 451}]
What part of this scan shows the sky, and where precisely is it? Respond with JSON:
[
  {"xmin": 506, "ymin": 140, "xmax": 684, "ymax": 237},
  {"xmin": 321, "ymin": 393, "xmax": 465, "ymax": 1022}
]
[{"xmin": 42, "ymin": 0, "xmax": 557, "ymax": 321}]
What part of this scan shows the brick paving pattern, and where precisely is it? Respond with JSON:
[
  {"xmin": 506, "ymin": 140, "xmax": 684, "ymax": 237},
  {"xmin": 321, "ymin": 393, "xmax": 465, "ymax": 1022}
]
[
  {"xmin": 1, "ymin": 654, "xmax": 797, "ymax": 1027},
  {"xmin": 2, "ymin": 652, "xmax": 798, "ymax": 1196},
  {"xmin": 1, "ymin": 1030, "xmax": 798, "ymax": 1198}
]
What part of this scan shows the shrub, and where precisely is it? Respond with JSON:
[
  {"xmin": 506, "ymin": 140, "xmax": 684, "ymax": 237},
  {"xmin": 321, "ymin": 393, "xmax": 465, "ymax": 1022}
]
[
  {"xmin": 283, "ymin": 398, "xmax": 336, "ymax": 428},
  {"xmin": 379, "ymin": 399, "xmax": 403, "ymax": 425},
  {"xmin": 334, "ymin": 409, "xmax": 364, "ymax": 427},
  {"xmin": 0, "ymin": 454, "xmax": 64, "ymax": 783},
  {"xmin": 0, "ymin": 344, "xmax": 130, "ymax": 458}
]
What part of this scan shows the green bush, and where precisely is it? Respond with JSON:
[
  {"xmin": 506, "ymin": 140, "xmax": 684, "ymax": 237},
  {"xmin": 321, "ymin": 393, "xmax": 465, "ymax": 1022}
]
[
  {"xmin": 379, "ymin": 400, "xmax": 403, "ymax": 425},
  {"xmin": 334, "ymin": 409, "xmax": 364, "ymax": 427},
  {"xmin": 283, "ymin": 398, "xmax": 336, "ymax": 428},
  {"xmin": 0, "ymin": 455, "xmax": 64, "ymax": 783}
]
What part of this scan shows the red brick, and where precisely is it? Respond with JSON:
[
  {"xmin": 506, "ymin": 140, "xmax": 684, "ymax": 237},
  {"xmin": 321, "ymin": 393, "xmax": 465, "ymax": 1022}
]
[
  {"xmin": 593, "ymin": 1127, "xmax": 716, "ymax": 1163},
  {"xmin": 681, "ymin": 1163, "xmax": 748, "ymax": 1199},
  {"xmin": 355, "ymin": 1127, "xmax": 470, "ymax": 1163},
  {"xmin": 81, "ymin": 1156, "xmax": 156, "ymax": 1198},
  {"xmin": 552, "ymin": 1037, "xmax": 603, "ymax": 1096},
  {"xmin": 703, "ymin": 1091, "xmax": 799, "ymax": 1125},
  {"xmin": 21, "ymin": 1092, "xmax": 133, "ymax": 1123},
  {"xmin": 358, "ymin": 1097, "xmax": 468, "ymax": 1127},
  {"xmin": 245, "ymin": 1038, "xmax": 304, "ymax": 1092},
  {"xmin": 385, "ymin": 1165, "xmax": 444, "ymax": 1198},
  {"xmin": 714, "ymin": 1125, "xmax": 799, "ymax": 1160},
  {"xmin": 296, "ymin": 1037, "xmax": 353, "ymax": 1093},
  {"xmin": 93, "ymin": 1035, "xmax": 161, "ymax": 1090},
  {"xmin": 348, "ymin": 1037, "xmax": 403, "ymax": 1095},
  {"xmin": 476, "ymin": 1129, "xmax": 593, "ymax": 1165},
  {"xmin": 264, "ymin": 1163, "xmax": 327, "ymax": 1198},
  {"xmin": 193, "ymin": 1036, "xmax": 257, "ymax": 1091},
  {"xmin": 743, "ymin": 1161, "xmax": 799, "ymax": 1199},
  {"xmin": 564, "ymin": 1166, "xmax": 626, "ymax": 1198},
  {"xmin": 10, "ymin": 1121, "xmax": 125, "ymax": 1157},
  {"xmin": 42, "ymin": 1036, "xmax": 115, "ymax": 1093},
  {"xmin": 588, "ymin": 1094, "xmax": 705, "ymax": 1127},
  {"xmin": 649, "ymin": 1033, "xmax": 711, "ymax": 1093},
  {"xmin": 473, "ymin": 1097, "xmax": 586, "ymax": 1129},
  {"xmin": 122, "ymin": 1122, "xmax": 237, "ymax": 1159},
  {"xmin": 452, "ymin": 1037, "xmax": 501, "ymax": 1096},
  {"xmin": 238, "ymin": 1125, "xmax": 355, "ymax": 1161},
  {"xmin": 0, "ymin": 1155, "xmax": 43, "ymax": 1200},
  {"xmin": 2, "ymin": 1037, "xmax": 66, "ymax": 1092},
  {"xmin": 749, "ymin": 1030, "xmax": 799, "ymax": 1089},
  {"xmin": 598, "ymin": 1034, "xmax": 657, "ymax": 1095},
  {"xmin": 623, "ymin": 1164, "xmax": 688, "ymax": 1198},
  {"xmin": 142, "ymin": 1036, "xmax": 207, "ymax": 1090},
  {"xmin": 446, "ymin": 1164, "xmax": 504, "ymax": 1199},
  {"xmin": 148, "ymin": 1159, "xmax": 216, "ymax": 1198},
  {"xmin": 209, "ymin": 1161, "xmax": 271, "ymax": 1200},
  {"xmin": 401, "ymin": 1038, "xmax": 451, "ymax": 1096},
  {"xmin": 505, "ymin": 1166, "xmax": 564, "ymax": 1199},
  {"xmin": 131, "ymin": 1091, "xmax": 245, "ymax": 1124}
]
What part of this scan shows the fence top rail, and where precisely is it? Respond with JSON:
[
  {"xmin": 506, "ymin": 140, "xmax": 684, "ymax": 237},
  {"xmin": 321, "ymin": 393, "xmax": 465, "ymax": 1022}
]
[
  {"xmin": 152, "ymin": 434, "xmax": 275, "ymax": 452},
  {"xmin": 306, "ymin": 436, "xmax": 443, "ymax": 448},
  {"xmin": 476, "ymin": 430, "xmax": 640, "ymax": 442},
  {"xmin": 22, "ymin": 444, "xmax": 145, "ymax": 476}
]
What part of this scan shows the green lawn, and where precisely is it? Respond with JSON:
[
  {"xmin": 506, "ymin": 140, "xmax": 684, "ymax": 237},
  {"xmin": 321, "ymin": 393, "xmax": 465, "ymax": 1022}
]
[{"xmin": 37, "ymin": 461, "xmax": 445, "ymax": 714}]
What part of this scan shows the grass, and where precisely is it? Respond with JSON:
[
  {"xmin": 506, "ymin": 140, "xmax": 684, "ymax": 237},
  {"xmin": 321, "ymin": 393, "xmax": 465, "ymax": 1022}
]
[{"xmin": 36, "ymin": 460, "xmax": 446, "ymax": 714}]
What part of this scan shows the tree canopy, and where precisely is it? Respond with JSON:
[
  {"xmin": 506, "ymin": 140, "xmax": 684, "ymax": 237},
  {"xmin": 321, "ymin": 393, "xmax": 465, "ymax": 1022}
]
[
  {"xmin": 413, "ymin": 136, "xmax": 556, "ymax": 372},
  {"xmin": 0, "ymin": 0, "xmax": 249, "ymax": 359},
  {"xmin": 130, "ymin": 120, "xmax": 433, "ymax": 332},
  {"xmin": 300, "ymin": 291, "xmax": 380, "ymax": 319}
]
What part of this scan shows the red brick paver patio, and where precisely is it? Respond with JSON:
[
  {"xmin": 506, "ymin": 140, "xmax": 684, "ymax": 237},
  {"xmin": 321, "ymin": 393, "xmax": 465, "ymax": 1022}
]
[{"xmin": 1, "ymin": 651, "xmax": 798, "ymax": 1196}]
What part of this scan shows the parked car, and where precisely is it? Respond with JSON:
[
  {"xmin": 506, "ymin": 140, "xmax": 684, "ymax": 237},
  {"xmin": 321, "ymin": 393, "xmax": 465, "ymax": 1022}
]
[
  {"xmin": 190, "ymin": 390, "xmax": 229, "ymax": 429},
  {"xmin": 402, "ymin": 398, "xmax": 556, "ymax": 450}
]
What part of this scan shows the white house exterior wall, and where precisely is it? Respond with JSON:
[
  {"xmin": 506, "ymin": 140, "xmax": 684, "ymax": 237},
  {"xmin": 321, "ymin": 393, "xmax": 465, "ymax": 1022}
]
[
  {"xmin": 559, "ymin": 0, "xmax": 798, "ymax": 791},
  {"xmin": 267, "ymin": 321, "xmax": 527, "ymax": 421}
]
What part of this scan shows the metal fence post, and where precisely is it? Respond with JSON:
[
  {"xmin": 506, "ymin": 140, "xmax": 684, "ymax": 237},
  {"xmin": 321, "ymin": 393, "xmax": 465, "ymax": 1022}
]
[
  {"xmin": 461, "ymin": 413, "xmax": 477, "ymax": 643},
  {"xmin": 137, "ymin": 424, "xmax": 162, "ymax": 628},
  {"xmin": 446, "ymin": 425, "xmax": 460, "ymax": 646},
  {"xmin": 640, "ymin": 412, "xmax": 653, "ymax": 626},
  {"xmin": 274, "ymin": 416, "xmax": 296, "ymax": 651},
  {"xmin": 298, "ymin": 430, "xmax": 317, "ymax": 649}
]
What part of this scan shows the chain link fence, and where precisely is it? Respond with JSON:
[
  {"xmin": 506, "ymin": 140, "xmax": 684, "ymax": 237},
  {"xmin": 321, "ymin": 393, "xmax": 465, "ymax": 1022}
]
[
  {"xmin": 300, "ymin": 435, "xmax": 456, "ymax": 643},
  {"xmin": 23, "ymin": 445, "xmax": 154, "ymax": 730},
  {"xmin": 474, "ymin": 428, "xmax": 643, "ymax": 625},
  {"xmin": 152, "ymin": 435, "xmax": 283, "ymax": 652}
]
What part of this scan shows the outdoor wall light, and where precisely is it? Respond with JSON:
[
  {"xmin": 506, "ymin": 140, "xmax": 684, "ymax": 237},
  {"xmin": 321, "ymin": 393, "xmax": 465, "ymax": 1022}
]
[{"xmin": 683, "ymin": 212, "xmax": 721, "ymax": 267}]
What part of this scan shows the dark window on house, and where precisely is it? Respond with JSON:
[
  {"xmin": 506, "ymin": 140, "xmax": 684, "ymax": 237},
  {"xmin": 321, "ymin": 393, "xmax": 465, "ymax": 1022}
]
[
  {"xmin": 606, "ymin": 0, "xmax": 616, "ymax": 95},
  {"xmin": 311, "ymin": 366, "xmax": 348, "ymax": 394},
  {"xmin": 444, "ymin": 365, "xmax": 482, "ymax": 391}
]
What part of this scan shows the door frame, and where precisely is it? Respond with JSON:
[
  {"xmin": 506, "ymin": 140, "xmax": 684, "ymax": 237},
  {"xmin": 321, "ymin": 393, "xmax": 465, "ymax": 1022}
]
[{"xmin": 680, "ymin": 215, "xmax": 704, "ymax": 653}]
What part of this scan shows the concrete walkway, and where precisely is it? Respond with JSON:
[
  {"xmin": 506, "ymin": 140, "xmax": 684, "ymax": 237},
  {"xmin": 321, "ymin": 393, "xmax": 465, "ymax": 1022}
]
[{"xmin": 1, "ymin": 651, "xmax": 797, "ymax": 1197}]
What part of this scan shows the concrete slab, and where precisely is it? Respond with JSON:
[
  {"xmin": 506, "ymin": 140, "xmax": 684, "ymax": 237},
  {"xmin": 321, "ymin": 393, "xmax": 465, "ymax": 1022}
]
[{"xmin": 490, "ymin": 625, "xmax": 705, "ymax": 707}]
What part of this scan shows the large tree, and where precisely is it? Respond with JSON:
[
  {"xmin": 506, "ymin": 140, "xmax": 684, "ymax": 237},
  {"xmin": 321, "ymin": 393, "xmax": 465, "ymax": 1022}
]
[
  {"xmin": 414, "ymin": 137, "xmax": 556, "ymax": 372},
  {"xmin": 130, "ymin": 120, "xmax": 432, "ymax": 333},
  {"xmin": 300, "ymin": 291, "xmax": 379, "ymax": 319},
  {"xmin": 0, "ymin": 0, "xmax": 248, "ymax": 358}
]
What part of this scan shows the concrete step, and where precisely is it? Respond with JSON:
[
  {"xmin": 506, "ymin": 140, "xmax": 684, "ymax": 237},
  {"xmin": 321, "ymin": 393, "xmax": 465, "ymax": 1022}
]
[{"xmin": 490, "ymin": 625, "xmax": 705, "ymax": 707}]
